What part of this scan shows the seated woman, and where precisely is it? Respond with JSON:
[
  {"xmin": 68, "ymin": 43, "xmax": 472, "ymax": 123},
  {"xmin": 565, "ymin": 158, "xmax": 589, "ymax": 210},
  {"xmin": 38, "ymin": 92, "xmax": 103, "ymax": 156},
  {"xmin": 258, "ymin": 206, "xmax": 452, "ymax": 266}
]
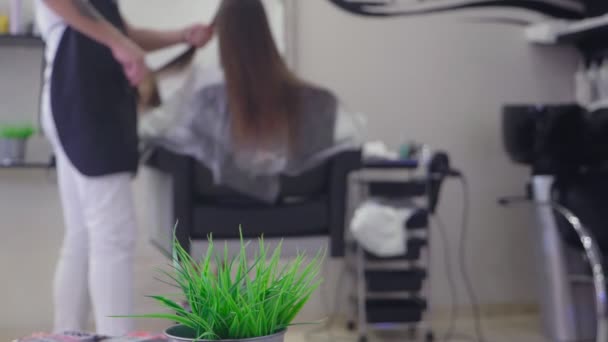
[{"xmin": 139, "ymin": 0, "xmax": 363, "ymax": 201}]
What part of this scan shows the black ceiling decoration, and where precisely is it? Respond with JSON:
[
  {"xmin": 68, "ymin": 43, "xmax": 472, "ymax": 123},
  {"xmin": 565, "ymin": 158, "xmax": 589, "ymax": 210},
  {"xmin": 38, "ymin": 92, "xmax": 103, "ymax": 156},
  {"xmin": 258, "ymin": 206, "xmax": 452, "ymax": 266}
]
[{"xmin": 327, "ymin": 0, "xmax": 586, "ymax": 20}]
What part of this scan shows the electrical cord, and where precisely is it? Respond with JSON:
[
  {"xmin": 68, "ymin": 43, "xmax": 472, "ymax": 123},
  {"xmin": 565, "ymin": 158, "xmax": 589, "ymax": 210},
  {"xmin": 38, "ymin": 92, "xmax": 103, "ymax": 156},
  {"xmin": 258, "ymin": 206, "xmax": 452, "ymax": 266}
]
[
  {"xmin": 429, "ymin": 165, "xmax": 487, "ymax": 342},
  {"xmin": 433, "ymin": 215, "xmax": 476, "ymax": 342},
  {"xmin": 455, "ymin": 175, "xmax": 487, "ymax": 342},
  {"xmin": 432, "ymin": 214, "xmax": 459, "ymax": 341}
]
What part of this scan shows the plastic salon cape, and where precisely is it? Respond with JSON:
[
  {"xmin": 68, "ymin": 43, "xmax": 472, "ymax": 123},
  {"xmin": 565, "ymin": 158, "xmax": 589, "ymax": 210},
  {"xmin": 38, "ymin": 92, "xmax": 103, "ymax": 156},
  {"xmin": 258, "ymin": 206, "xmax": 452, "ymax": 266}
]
[{"xmin": 139, "ymin": 66, "xmax": 364, "ymax": 202}]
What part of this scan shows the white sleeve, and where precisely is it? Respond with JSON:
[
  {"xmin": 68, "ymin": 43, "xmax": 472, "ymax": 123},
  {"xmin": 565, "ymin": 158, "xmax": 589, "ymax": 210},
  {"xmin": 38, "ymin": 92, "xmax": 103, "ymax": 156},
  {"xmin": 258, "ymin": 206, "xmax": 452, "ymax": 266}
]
[
  {"xmin": 138, "ymin": 66, "xmax": 224, "ymax": 140},
  {"xmin": 138, "ymin": 68, "xmax": 200, "ymax": 140}
]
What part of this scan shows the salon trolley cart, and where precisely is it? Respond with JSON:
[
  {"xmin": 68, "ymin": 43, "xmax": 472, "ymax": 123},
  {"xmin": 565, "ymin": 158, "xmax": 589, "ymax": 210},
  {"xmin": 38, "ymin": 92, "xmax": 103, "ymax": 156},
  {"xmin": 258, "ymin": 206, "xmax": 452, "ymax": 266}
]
[{"xmin": 345, "ymin": 153, "xmax": 454, "ymax": 342}]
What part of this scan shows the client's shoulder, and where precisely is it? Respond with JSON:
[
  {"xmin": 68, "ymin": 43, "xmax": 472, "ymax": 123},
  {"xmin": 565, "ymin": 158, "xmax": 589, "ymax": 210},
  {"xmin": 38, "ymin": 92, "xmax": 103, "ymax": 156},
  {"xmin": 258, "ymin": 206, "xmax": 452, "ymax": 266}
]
[
  {"xmin": 190, "ymin": 65, "xmax": 226, "ymax": 90},
  {"xmin": 297, "ymin": 83, "xmax": 338, "ymax": 111}
]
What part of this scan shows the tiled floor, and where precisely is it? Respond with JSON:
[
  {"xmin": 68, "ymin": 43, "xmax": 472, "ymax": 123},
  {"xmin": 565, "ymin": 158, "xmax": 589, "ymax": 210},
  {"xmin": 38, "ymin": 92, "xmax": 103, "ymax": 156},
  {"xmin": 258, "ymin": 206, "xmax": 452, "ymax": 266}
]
[
  {"xmin": 2, "ymin": 227, "xmax": 544, "ymax": 341},
  {"xmin": 7, "ymin": 315, "xmax": 546, "ymax": 341},
  {"xmin": 286, "ymin": 315, "xmax": 546, "ymax": 342}
]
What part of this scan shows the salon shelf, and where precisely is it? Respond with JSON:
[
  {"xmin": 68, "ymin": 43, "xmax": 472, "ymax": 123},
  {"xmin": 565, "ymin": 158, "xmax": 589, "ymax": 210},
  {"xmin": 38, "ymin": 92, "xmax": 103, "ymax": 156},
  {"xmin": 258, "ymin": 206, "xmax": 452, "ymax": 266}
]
[
  {"xmin": 0, "ymin": 34, "xmax": 44, "ymax": 47},
  {"xmin": 0, "ymin": 162, "xmax": 53, "ymax": 169},
  {"xmin": 525, "ymin": 14, "xmax": 608, "ymax": 45},
  {"xmin": 0, "ymin": 157, "xmax": 55, "ymax": 170},
  {"xmin": 558, "ymin": 15, "xmax": 608, "ymax": 44}
]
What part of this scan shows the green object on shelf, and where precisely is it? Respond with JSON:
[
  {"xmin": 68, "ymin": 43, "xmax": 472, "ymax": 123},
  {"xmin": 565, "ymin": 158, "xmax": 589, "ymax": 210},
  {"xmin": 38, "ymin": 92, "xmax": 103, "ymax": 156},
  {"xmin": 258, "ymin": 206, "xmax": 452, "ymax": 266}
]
[
  {"xmin": 0, "ymin": 124, "xmax": 36, "ymax": 139},
  {"xmin": 399, "ymin": 144, "xmax": 411, "ymax": 160}
]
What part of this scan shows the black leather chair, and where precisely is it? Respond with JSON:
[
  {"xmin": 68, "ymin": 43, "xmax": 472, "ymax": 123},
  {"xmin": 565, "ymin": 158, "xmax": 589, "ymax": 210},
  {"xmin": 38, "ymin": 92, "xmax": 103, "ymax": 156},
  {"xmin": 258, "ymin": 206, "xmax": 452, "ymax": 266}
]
[{"xmin": 146, "ymin": 147, "xmax": 361, "ymax": 257}]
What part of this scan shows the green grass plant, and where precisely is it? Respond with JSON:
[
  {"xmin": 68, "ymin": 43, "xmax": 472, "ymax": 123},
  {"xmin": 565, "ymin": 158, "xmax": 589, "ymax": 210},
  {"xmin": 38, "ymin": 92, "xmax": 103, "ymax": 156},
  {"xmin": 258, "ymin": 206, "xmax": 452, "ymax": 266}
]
[{"xmin": 128, "ymin": 230, "xmax": 323, "ymax": 340}]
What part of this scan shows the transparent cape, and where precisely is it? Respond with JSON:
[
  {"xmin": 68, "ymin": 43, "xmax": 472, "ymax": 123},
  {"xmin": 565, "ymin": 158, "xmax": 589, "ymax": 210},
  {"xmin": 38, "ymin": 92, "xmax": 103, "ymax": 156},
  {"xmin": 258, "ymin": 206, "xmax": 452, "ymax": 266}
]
[{"xmin": 138, "ymin": 63, "xmax": 365, "ymax": 202}]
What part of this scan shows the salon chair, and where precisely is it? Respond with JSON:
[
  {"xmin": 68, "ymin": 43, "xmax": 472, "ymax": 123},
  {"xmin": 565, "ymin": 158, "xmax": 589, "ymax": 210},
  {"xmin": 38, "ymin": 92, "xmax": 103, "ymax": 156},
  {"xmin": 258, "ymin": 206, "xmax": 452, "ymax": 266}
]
[
  {"xmin": 145, "ymin": 147, "xmax": 361, "ymax": 258},
  {"xmin": 502, "ymin": 104, "xmax": 608, "ymax": 342}
]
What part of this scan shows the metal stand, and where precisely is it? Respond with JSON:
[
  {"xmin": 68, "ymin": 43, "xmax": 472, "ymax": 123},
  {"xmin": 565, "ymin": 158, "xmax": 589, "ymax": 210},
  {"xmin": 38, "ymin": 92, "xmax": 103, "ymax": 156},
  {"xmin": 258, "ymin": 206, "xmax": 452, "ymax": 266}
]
[
  {"xmin": 546, "ymin": 202, "xmax": 608, "ymax": 342},
  {"xmin": 502, "ymin": 176, "xmax": 608, "ymax": 342}
]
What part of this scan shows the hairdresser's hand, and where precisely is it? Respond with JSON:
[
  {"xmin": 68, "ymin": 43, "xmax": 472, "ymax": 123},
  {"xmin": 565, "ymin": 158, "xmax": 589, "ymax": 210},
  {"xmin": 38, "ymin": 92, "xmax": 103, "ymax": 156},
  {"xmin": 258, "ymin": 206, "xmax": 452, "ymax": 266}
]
[
  {"xmin": 182, "ymin": 24, "xmax": 214, "ymax": 48},
  {"xmin": 111, "ymin": 38, "xmax": 149, "ymax": 86}
]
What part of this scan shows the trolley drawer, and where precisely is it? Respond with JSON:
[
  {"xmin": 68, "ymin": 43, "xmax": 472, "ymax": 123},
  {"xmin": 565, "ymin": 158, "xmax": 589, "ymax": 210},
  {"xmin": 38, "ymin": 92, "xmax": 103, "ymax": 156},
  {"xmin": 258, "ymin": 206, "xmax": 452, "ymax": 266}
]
[
  {"xmin": 366, "ymin": 298, "xmax": 427, "ymax": 324},
  {"xmin": 369, "ymin": 180, "xmax": 427, "ymax": 198},
  {"xmin": 365, "ymin": 268, "xmax": 427, "ymax": 292}
]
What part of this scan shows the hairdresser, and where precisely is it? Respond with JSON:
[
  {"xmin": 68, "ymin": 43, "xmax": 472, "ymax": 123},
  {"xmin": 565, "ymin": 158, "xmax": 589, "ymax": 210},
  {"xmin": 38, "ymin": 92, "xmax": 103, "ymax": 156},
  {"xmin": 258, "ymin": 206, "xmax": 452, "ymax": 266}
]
[{"xmin": 35, "ymin": 0, "xmax": 212, "ymax": 336}]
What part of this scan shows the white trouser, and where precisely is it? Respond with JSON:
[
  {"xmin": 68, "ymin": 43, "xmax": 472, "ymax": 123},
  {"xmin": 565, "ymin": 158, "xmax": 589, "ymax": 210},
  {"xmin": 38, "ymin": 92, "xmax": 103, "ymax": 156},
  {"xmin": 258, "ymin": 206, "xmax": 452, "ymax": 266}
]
[{"xmin": 42, "ymin": 87, "xmax": 136, "ymax": 336}]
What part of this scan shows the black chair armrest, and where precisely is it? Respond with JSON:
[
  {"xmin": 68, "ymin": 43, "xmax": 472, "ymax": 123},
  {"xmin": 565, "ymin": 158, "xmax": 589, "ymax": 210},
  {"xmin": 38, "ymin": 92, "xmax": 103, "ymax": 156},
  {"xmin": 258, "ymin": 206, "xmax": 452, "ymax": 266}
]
[{"xmin": 328, "ymin": 149, "xmax": 362, "ymax": 257}]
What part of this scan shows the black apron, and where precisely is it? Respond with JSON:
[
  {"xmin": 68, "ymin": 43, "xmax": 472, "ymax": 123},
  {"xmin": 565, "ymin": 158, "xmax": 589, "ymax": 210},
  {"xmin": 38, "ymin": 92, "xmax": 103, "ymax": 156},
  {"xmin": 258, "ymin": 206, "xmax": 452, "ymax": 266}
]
[{"xmin": 51, "ymin": 0, "xmax": 138, "ymax": 177}]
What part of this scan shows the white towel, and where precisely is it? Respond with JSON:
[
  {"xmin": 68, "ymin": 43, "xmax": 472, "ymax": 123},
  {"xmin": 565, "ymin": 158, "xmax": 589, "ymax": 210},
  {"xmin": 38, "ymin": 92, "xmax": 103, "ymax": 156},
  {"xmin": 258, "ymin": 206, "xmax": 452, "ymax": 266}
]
[{"xmin": 350, "ymin": 201, "xmax": 413, "ymax": 257}]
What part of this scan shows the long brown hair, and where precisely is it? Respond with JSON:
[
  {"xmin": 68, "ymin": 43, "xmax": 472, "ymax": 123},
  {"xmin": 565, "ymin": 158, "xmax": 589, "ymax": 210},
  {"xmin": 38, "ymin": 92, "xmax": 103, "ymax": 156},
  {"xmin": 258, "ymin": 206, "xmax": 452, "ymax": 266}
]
[{"xmin": 216, "ymin": 0, "xmax": 301, "ymax": 149}]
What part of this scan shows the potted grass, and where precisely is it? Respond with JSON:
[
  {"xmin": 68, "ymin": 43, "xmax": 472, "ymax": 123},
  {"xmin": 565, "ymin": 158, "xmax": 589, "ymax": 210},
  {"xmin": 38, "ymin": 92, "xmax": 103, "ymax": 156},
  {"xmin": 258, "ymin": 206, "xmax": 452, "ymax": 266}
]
[
  {"xmin": 130, "ymin": 232, "xmax": 323, "ymax": 342},
  {"xmin": 0, "ymin": 124, "xmax": 35, "ymax": 165}
]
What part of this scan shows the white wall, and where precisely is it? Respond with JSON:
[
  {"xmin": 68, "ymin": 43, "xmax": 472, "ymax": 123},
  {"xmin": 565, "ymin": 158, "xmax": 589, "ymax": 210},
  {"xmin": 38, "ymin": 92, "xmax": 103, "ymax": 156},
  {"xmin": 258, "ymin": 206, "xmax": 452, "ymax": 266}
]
[{"xmin": 295, "ymin": 1, "xmax": 579, "ymax": 309}]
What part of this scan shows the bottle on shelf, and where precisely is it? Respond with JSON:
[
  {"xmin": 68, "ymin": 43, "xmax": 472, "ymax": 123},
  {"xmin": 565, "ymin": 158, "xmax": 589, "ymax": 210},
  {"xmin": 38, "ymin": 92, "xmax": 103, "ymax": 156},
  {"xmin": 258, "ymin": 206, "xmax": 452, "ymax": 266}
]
[
  {"xmin": 0, "ymin": 14, "xmax": 8, "ymax": 34},
  {"xmin": 9, "ymin": 0, "xmax": 23, "ymax": 35},
  {"xmin": 399, "ymin": 139, "xmax": 417, "ymax": 160}
]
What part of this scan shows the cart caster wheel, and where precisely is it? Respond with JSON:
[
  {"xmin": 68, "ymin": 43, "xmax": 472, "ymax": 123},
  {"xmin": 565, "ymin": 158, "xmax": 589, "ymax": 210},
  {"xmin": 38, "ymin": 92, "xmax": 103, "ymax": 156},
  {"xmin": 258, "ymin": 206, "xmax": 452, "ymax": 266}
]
[
  {"xmin": 425, "ymin": 331, "xmax": 435, "ymax": 342},
  {"xmin": 408, "ymin": 327, "xmax": 418, "ymax": 339},
  {"xmin": 358, "ymin": 336, "xmax": 368, "ymax": 342},
  {"xmin": 347, "ymin": 321, "xmax": 357, "ymax": 331}
]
